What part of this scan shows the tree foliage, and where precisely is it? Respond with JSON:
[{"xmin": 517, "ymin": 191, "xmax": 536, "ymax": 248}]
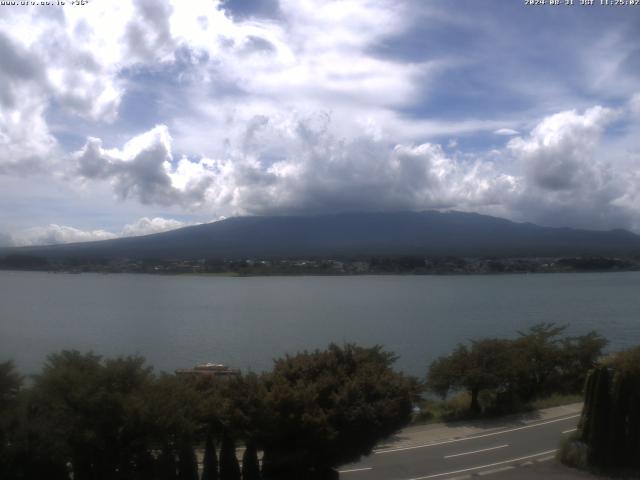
[
  {"xmin": 202, "ymin": 432, "xmax": 219, "ymax": 480},
  {"xmin": 428, "ymin": 339, "xmax": 517, "ymax": 413},
  {"xmin": 426, "ymin": 323, "xmax": 607, "ymax": 414},
  {"xmin": 261, "ymin": 343, "xmax": 418, "ymax": 478},
  {"xmin": 219, "ymin": 434, "xmax": 241, "ymax": 480},
  {"xmin": 579, "ymin": 345, "xmax": 640, "ymax": 472},
  {"xmin": 28, "ymin": 351, "xmax": 156, "ymax": 479},
  {"xmin": 178, "ymin": 443, "xmax": 199, "ymax": 480},
  {"xmin": 0, "ymin": 343, "xmax": 416, "ymax": 480},
  {"xmin": 241, "ymin": 441, "xmax": 261, "ymax": 480},
  {"xmin": 0, "ymin": 361, "xmax": 24, "ymax": 479}
]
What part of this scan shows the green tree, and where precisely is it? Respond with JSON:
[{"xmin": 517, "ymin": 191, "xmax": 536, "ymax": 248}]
[
  {"xmin": 261, "ymin": 343, "xmax": 417, "ymax": 479},
  {"xmin": 178, "ymin": 442, "xmax": 199, "ymax": 480},
  {"xmin": 428, "ymin": 324, "xmax": 607, "ymax": 414},
  {"xmin": 513, "ymin": 323, "xmax": 566, "ymax": 400},
  {"xmin": 27, "ymin": 351, "xmax": 156, "ymax": 479},
  {"xmin": 426, "ymin": 345, "xmax": 466, "ymax": 400},
  {"xmin": 427, "ymin": 339, "xmax": 517, "ymax": 414},
  {"xmin": 0, "ymin": 361, "xmax": 26, "ymax": 479},
  {"xmin": 578, "ymin": 346, "xmax": 640, "ymax": 472},
  {"xmin": 242, "ymin": 441, "xmax": 261, "ymax": 480},
  {"xmin": 205, "ymin": 372, "xmax": 268, "ymax": 479},
  {"xmin": 559, "ymin": 331, "xmax": 607, "ymax": 393},
  {"xmin": 134, "ymin": 449, "xmax": 157, "ymax": 480},
  {"xmin": 142, "ymin": 374, "xmax": 203, "ymax": 453},
  {"xmin": 0, "ymin": 361, "xmax": 22, "ymax": 409},
  {"xmin": 219, "ymin": 433, "xmax": 241, "ymax": 480},
  {"xmin": 202, "ymin": 432, "xmax": 219, "ymax": 480},
  {"xmin": 158, "ymin": 446, "xmax": 179, "ymax": 480},
  {"xmin": 30, "ymin": 351, "xmax": 105, "ymax": 479}
]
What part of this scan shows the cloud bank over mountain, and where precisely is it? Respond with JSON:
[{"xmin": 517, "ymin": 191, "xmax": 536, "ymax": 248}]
[
  {"xmin": 6, "ymin": 217, "xmax": 194, "ymax": 247},
  {"xmin": 0, "ymin": 0, "xmax": 638, "ymax": 237}
]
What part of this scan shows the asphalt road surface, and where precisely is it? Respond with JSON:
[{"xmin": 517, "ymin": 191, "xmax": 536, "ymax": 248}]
[{"xmin": 338, "ymin": 414, "xmax": 580, "ymax": 480}]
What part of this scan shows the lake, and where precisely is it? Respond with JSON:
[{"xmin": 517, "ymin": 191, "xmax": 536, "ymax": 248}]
[{"xmin": 1, "ymin": 270, "xmax": 640, "ymax": 377}]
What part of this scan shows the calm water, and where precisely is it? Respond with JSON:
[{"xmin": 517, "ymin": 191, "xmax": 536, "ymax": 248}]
[{"xmin": 1, "ymin": 271, "xmax": 640, "ymax": 377}]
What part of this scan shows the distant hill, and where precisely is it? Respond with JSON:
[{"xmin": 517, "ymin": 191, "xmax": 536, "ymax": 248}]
[{"xmin": 3, "ymin": 211, "xmax": 640, "ymax": 260}]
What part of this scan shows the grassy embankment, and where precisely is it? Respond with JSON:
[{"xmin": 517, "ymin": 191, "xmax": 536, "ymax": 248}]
[{"xmin": 412, "ymin": 392, "xmax": 583, "ymax": 425}]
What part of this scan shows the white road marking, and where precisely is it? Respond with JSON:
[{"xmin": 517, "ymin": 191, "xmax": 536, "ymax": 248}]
[
  {"xmin": 444, "ymin": 444, "xmax": 509, "ymax": 459},
  {"xmin": 562, "ymin": 428, "xmax": 577, "ymax": 434},
  {"xmin": 408, "ymin": 449, "xmax": 557, "ymax": 480},
  {"xmin": 536, "ymin": 455, "xmax": 556, "ymax": 462},
  {"xmin": 477, "ymin": 465, "xmax": 514, "ymax": 476},
  {"xmin": 338, "ymin": 467, "xmax": 373, "ymax": 474},
  {"xmin": 375, "ymin": 415, "xmax": 579, "ymax": 455}
]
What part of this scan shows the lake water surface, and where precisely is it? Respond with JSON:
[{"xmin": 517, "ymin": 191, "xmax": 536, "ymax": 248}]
[{"xmin": 1, "ymin": 270, "xmax": 639, "ymax": 377}]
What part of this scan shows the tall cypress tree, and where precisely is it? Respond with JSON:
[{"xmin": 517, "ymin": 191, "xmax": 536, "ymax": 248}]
[
  {"xmin": 609, "ymin": 371, "xmax": 627, "ymax": 467},
  {"xmin": 134, "ymin": 450, "xmax": 157, "ymax": 480},
  {"xmin": 27, "ymin": 457, "xmax": 70, "ymax": 480},
  {"xmin": 178, "ymin": 443, "xmax": 199, "ymax": 480},
  {"xmin": 158, "ymin": 446, "xmax": 178, "ymax": 480},
  {"xmin": 202, "ymin": 433, "xmax": 219, "ymax": 480},
  {"xmin": 219, "ymin": 434, "xmax": 240, "ymax": 480},
  {"xmin": 587, "ymin": 366, "xmax": 611, "ymax": 467},
  {"xmin": 578, "ymin": 346, "xmax": 640, "ymax": 473},
  {"xmin": 260, "ymin": 448, "xmax": 276, "ymax": 480},
  {"xmin": 241, "ymin": 441, "xmax": 261, "ymax": 480},
  {"xmin": 629, "ymin": 381, "xmax": 640, "ymax": 470},
  {"xmin": 579, "ymin": 369, "xmax": 596, "ymax": 441}
]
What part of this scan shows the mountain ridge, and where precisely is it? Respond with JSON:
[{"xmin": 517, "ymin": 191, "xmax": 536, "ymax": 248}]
[{"xmin": 2, "ymin": 211, "xmax": 640, "ymax": 260}]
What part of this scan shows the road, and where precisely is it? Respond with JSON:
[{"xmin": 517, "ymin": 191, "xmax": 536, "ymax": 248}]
[{"xmin": 338, "ymin": 413, "xmax": 580, "ymax": 480}]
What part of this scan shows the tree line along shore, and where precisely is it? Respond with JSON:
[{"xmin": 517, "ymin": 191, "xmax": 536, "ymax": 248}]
[
  {"xmin": 0, "ymin": 323, "xmax": 638, "ymax": 479},
  {"xmin": 1, "ymin": 253, "xmax": 639, "ymax": 275}
]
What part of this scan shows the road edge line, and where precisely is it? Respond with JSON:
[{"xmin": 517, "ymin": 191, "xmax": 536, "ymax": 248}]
[
  {"xmin": 375, "ymin": 415, "xmax": 579, "ymax": 455},
  {"xmin": 408, "ymin": 449, "xmax": 558, "ymax": 480}
]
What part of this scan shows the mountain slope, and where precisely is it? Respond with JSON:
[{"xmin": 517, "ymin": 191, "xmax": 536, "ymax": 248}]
[{"xmin": 3, "ymin": 211, "xmax": 640, "ymax": 260}]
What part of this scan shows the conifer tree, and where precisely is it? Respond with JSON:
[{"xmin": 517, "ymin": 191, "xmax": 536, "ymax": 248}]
[
  {"xmin": 134, "ymin": 450, "xmax": 157, "ymax": 480},
  {"xmin": 178, "ymin": 443, "xmax": 199, "ymax": 480},
  {"xmin": 578, "ymin": 346, "xmax": 640, "ymax": 472},
  {"xmin": 219, "ymin": 434, "xmax": 241, "ymax": 480},
  {"xmin": 158, "ymin": 446, "xmax": 178, "ymax": 480},
  {"xmin": 241, "ymin": 441, "xmax": 261, "ymax": 480},
  {"xmin": 202, "ymin": 433, "xmax": 219, "ymax": 480}
]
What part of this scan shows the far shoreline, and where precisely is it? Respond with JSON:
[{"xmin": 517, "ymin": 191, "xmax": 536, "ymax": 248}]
[{"xmin": 1, "ymin": 266, "xmax": 639, "ymax": 278}]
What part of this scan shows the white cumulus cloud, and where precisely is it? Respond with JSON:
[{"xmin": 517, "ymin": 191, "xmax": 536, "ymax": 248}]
[
  {"xmin": 494, "ymin": 128, "xmax": 519, "ymax": 136},
  {"xmin": 121, "ymin": 217, "xmax": 190, "ymax": 237},
  {"xmin": 508, "ymin": 106, "xmax": 618, "ymax": 192},
  {"xmin": 505, "ymin": 106, "xmax": 637, "ymax": 230},
  {"xmin": 11, "ymin": 225, "xmax": 118, "ymax": 247},
  {"xmin": 75, "ymin": 125, "xmax": 213, "ymax": 208},
  {"xmin": 9, "ymin": 216, "xmax": 191, "ymax": 246},
  {"xmin": 0, "ymin": 1, "xmax": 639, "ymax": 235},
  {"xmin": 74, "ymin": 113, "xmax": 518, "ymax": 217},
  {"xmin": 630, "ymin": 93, "xmax": 640, "ymax": 116}
]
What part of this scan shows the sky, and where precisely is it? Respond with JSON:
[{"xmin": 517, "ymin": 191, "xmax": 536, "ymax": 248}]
[{"xmin": 0, "ymin": 0, "xmax": 639, "ymax": 246}]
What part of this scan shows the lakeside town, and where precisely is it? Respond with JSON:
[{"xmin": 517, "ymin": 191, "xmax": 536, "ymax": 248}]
[{"xmin": 1, "ymin": 254, "xmax": 639, "ymax": 275}]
